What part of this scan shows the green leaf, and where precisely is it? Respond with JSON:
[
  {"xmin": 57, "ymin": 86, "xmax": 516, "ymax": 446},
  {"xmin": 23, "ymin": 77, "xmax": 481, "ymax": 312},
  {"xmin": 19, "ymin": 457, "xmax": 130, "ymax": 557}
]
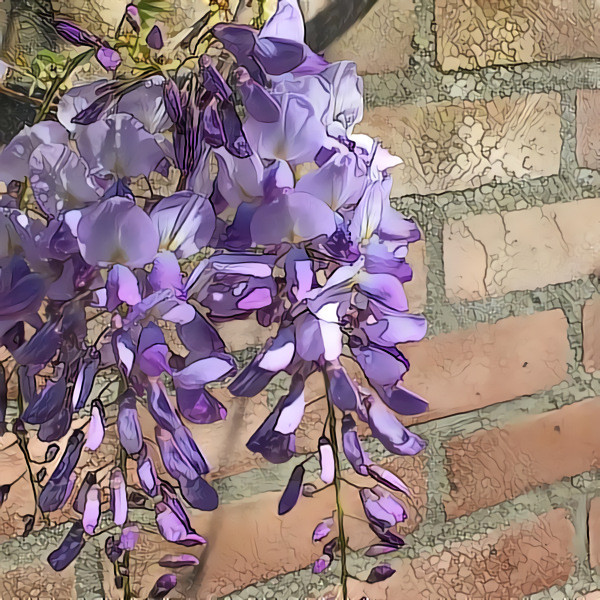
[{"xmin": 137, "ymin": 0, "xmax": 171, "ymax": 26}]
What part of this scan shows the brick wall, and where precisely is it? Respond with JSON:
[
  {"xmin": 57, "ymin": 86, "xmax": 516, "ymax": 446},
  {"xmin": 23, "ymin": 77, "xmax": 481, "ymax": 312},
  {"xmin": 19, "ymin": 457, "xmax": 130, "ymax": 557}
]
[{"xmin": 3, "ymin": 0, "xmax": 600, "ymax": 598}]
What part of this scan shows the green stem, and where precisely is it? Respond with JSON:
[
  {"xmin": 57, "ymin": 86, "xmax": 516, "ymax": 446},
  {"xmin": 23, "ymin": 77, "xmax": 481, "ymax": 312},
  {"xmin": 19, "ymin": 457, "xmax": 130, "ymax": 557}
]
[
  {"xmin": 324, "ymin": 371, "xmax": 348, "ymax": 600},
  {"xmin": 34, "ymin": 49, "xmax": 94, "ymax": 124}
]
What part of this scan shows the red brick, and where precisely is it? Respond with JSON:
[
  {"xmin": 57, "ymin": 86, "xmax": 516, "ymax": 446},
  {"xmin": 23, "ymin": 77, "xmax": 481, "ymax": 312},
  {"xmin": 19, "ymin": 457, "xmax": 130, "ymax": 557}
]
[
  {"xmin": 436, "ymin": 0, "xmax": 600, "ymax": 71},
  {"xmin": 583, "ymin": 297, "xmax": 600, "ymax": 373},
  {"xmin": 340, "ymin": 509, "xmax": 575, "ymax": 600},
  {"xmin": 402, "ymin": 310, "xmax": 570, "ymax": 426},
  {"xmin": 444, "ymin": 198, "xmax": 600, "ymax": 301},
  {"xmin": 445, "ymin": 398, "xmax": 600, "ymax": 519},
  {"xmin": 103, "ymin": 454, "xmax": 426, "ymax": 599}
]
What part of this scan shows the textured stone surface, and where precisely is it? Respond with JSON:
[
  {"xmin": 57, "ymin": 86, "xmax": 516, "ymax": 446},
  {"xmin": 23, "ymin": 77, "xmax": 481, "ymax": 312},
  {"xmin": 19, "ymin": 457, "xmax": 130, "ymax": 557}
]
[
  {"xmin": 343, "ymin": 509, "xmax": 575, "ymax": 599},
  {"xmin": 436, "ymin": 0, "xmax": 600, "ymax": 71},
  {"xmin": 444, "ymin": 198, "xmax": 600, "ymax": 301},
  {"xmin": 0, "ymin": 560, "xmax": 77, "ymax": 599},
  {"xmin": 323, "ymin": 0, "xmax": 416, "ymax": 74},
  {"xmin": 444, "ymin": 398, "xmax": 600, "ymax": 518},
  {"xmin": 357, "ymin": 93, "xmax": 561, "ymax": 197}
]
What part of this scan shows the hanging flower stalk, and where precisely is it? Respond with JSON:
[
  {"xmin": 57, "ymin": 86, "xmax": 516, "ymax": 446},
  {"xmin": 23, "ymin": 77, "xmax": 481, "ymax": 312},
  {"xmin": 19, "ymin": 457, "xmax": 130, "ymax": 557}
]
[{"xmin": 0, "ymin": 0, "xmax": 427, "ymax": 597}]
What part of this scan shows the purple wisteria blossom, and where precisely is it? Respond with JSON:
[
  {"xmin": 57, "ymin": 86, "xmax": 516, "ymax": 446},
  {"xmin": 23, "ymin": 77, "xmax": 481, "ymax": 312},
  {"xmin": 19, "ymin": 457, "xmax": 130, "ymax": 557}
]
[{"xmin": 0, "ymin": 0, "xmax": 427, "ymax": 596}]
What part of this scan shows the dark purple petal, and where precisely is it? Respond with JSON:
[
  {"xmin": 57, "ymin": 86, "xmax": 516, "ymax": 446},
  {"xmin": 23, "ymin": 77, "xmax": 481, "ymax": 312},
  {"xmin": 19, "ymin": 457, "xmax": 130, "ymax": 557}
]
[
  {"xmin": 180, "ymin": 475, "xmax": 219, "ymax": 511},
  {"xmin": 149, "ymin": 573, "xmax": 176, "ymax": 599},
  {"xmin": 38, "ymin": 406, "xmax": 72, "ymax": 442},
  {"xmin": 146, "ymin": 24, "xmax": 164, "ymax": 50},
  {"xmin": 72, "ymin": 353, "xmax": 100, "ymax": 411},
  {"xmin": 278, "ymin": 463, "xmax": 304, "ymax": 515},
  {"xmin": 117, "ymin": 390, "xmax": 143, "ymax": 455},
  {"xmin": 156, "ymin": 426, "xmax": 199, "ymax": 481},
  {"xmin": 341, "ymin": 414, "xmax": 370, "ymax": 476},
  {"xmin": 229, "ymin": 328, "xmax": 295, "ymax": 397},
  {"xmin": 235, "ymin": 67, "xmax": 280, "ymax": 123},
  {"xmin": 360, "ymin": 485, "xmax": 407, "ymax": 530},
  {"xmin": 147, "ymin": 380, "xmax": 182, "ymax": 432},
  {"xmin": 246, "ymin": 376, "xmax": 304, "ymax": 464},
  {"xmin": 73, "ymin": 471, "xmax": 96, "ymax": 514},
  {"xmin": 39, "ymin": 430, "xmax": 85, "ymax": 512},
  {"xmin": 158, "ymin": 554, "xmax": 199, "ymax": 568},
  {"xmin": 71, "ymin": 94, "xmax": 113, "ymax": 125},
  {"xmin": 54, "ymin": 20, "xmax": 99, "ymax": 46},
  {"xmin": 0, "ymin": 256, "xmax": 45, "ymax": 321},
  {"xmin": 374, "ymin": 383, "xmax": 429, "ymax": 416},
  {"xmin": 22, "ymin": 377, "xmax": 66, "ymax": 424},
  {"xmin": 366, "ymin": 396, "xmax": 426, "ymax": 456},
  {"xmin": 13, "ymin": 320, "xmax": 60, "ymax": 367},
  {"xmin": 366, "ymin": 563, "xmax": 395, "ymax": 583},
  {"xmin": 176, "ymin": 310, "xmax": 225, "ymax": 358},
  {"xmin": 137, "ymin": 323, "xmax": 172, "ymax": 377},
  {"xmin": 105, "ymin": 535, "xmax": 123, "ymax": 562},
  {"xmin": 325, "ymin": 361, "xmax": 359, "ymax": 411},
  {"xmin": 254, "ymin": 36, "xmax": 306, "ymax": 75},
  {"xmin": 218, "ymin": 100, "xmax": 252, "ymax": 158},
  {"xmin": 48, "ymin": 521, "xmax": 85, "ymax": 571},
  {"xmin": 176, "ymin": 386, "xmax": 227, "ymax": 424},
  {"xmin": 351, "ymin": 343, "xmax": 408, "ymax": 388},
  {"xmin": 201, "ymin": 54, "xmax": 232, "ymax": 99}
]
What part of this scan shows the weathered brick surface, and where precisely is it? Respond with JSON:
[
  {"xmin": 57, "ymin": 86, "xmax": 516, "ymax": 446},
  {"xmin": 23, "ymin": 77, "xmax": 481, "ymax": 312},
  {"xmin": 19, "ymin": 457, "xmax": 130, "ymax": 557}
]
[
  {"xmin": 341, "ymin": 509, "xmax": 574, "ymax": 599},
  {"xmin": 577, "ymin": 90, "xmax": 600, "ymax": 170},
  {"xmin": 103, "ymin": 454, "xmax": 426, "ymax": 599},
  {"xmin": 583, "ymin": 297, "xmax": 600, "ymax": 373},
  {"xmin": 445, "ymin": 398, "xmax": 600, "ymax": 519},
  {"xmin": 0, "ymin": 560, "xmax": 77, "ymax": 599},
  {"xmin": 436, "ymin": 0, "xmax": 600, "ymax": 71},
  {"xmin": 444, "ymin": 198, "xmax": 600, "ymax": 301},
  {"xmin": 323, "ymin": 0, "xmax": 416, "ymax": 74},
  {"xmin": 356, "ymin": 93, "xmax": 561, "ymax": 197},
  {"xmin": 402, "ymin": 310, "xmax": 570, "ymax": 425},
  {"xmin": 589, "ymin": 496, "xmax": 600, "ymax": 570}
]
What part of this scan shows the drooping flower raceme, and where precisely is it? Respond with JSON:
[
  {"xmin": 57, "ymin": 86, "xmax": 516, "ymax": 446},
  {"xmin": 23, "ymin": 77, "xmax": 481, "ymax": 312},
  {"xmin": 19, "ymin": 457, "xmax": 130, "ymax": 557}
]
[{"xmin": 0, "ymin": 0, "xmax": 426, "ymax": 596}]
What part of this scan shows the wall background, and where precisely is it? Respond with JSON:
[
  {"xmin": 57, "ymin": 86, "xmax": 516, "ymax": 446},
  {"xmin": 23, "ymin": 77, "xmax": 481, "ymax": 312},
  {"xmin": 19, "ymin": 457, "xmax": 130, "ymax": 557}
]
[{"xmin": 2, "ymin": 0, "xmax": 600, "ymax": 598}]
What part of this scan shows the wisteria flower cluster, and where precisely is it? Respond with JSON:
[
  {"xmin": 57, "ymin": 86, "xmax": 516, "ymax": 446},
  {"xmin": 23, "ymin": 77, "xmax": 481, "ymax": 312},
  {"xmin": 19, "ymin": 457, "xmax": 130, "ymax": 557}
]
[{"xmin": 0, "ymin": 1, "xmax": 428, "ymax": 597}]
